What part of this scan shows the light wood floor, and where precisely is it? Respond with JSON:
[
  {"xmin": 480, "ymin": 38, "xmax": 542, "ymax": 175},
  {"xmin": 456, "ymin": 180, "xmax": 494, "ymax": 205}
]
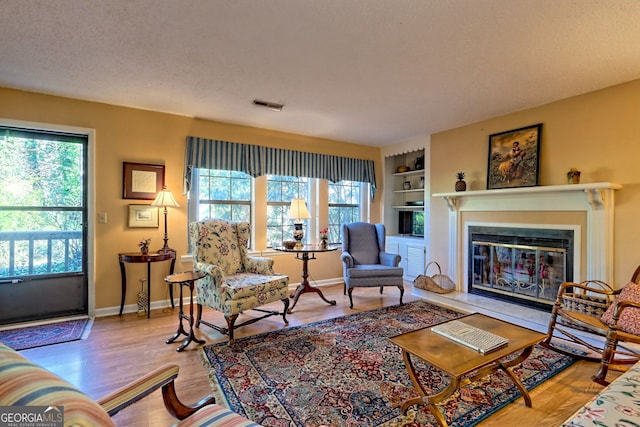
[{"xmin": 20, "ymin": 284, "xmax": 615, "ymax": 427}]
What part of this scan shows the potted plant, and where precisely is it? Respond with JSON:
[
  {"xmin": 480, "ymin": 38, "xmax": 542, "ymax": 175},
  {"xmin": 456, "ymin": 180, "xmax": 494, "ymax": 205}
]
[{"xmin": 139, "ymin": 238, "xmax": 151, "ymax": 255}]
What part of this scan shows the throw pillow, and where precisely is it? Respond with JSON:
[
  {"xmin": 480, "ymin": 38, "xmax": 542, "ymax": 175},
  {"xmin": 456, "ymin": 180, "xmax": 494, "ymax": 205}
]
[{"xmin": 601, "ymin": 281, "xmax": 640, "ymax": 335}]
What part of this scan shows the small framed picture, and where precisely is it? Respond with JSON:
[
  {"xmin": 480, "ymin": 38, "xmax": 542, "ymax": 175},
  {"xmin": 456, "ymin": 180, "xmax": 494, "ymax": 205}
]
[
  {"xmin": 128, "ymin": 205, "xmax": 159, "ymax": 228},
  {"xmin": 486, "ymin": 123, "xmax": 542, "ymax": 190},
  {"xmin": 123, "ymin": 162, "xmax": 165, "ymax": 200}
]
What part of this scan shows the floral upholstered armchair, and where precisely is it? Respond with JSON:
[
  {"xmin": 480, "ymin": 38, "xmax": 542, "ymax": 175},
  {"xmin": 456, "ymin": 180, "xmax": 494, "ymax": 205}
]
[{"xmin": 189, "ymin": 219, "xmax": 290, "ymax": 345}]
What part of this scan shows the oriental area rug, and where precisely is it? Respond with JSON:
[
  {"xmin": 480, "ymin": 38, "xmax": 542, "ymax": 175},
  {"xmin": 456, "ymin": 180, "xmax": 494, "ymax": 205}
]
[
  {"xmin": 0, "ymin": 318, "xmax": 92, "ymax": 350},
  {"xmin": 199, "ymin": 301, "xmax": 575, "ymax": 427}
]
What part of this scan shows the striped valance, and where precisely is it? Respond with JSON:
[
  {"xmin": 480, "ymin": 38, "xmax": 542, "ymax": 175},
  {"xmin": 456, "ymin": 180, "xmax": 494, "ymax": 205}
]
[{"xmin": 184, "ymin": 137, "xmax": 377, "ymax": 198}]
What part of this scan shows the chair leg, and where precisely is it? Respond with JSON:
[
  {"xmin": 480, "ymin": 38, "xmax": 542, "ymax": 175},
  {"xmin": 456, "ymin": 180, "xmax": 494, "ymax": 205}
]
[
  {"xmin": 379, "ymin": 286, "xmax": 383, "ymax": 294},
  {"xmin": 195, "ymin": 303, "xmax": 203, "ymax": 328},
  {"xmin": 348, "ymin": 288, "xmax": 354, "ymax": 309},
  {"xmin": 343, "ymin": 283, "xmax": 346, "ymax": 295},
  {"xmin": 593, "ymin": 331, "xmax": 618, "ymax": 384},
  {"xmin": 398, "ymin": 286, "xmax": 404, "ymax": 305},
  {"xmin": 281, "ymin": 298, "xmax": 290, "ymax": 324},
  {"xmin": 225, "ymin": 314, "xmax": 239, "ymax": 345},
  {"xmin": 543, "ymin": 300, "xmax": 561, "ymax": 345}
]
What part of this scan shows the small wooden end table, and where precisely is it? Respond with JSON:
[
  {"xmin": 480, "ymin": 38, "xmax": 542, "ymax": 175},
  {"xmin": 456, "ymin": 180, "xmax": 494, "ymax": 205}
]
[
  {"xmin": 389, "ymin": 313, "xmax": 547, "ymax": 427},
  {"xmin": 164, "ymin": 270, "xmax": 206, "ymax": 352},
  {"xmin": 274, "ymin": 244, "xmax": 338, "ymax": 313},
  {"xmin": 118, "ymin": 251, "xmax": 176, "ymax": 318}
]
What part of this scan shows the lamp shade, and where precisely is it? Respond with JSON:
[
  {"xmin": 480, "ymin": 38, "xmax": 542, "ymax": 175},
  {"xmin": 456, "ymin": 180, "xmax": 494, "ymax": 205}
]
[
  {"xmin": 287, "ymin": 198, "xmax": 311, "ymax": 221},
  {"xmin": 151, "ymin": 185, "xmax": 180, "ymax": 207}
]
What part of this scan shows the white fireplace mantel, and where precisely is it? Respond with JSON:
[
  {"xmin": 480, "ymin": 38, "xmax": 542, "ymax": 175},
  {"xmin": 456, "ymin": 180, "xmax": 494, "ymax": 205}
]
[{"xmin": 433, "ymin": 182, "xmax": 622, "ymax": 286}]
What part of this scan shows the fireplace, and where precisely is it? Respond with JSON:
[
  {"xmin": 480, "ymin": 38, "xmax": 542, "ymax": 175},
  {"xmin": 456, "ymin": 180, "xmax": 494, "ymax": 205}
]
[
  {"xmin": 468, "ymin": 225, "xmax": 575, "ymax": 311},
  {"xmin": 433, "ymin": 182, "xmax": 621, "ymax": 308}
]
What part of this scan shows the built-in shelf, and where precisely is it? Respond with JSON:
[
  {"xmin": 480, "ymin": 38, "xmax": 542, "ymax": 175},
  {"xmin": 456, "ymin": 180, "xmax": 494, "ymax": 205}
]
[
  {"xmin": 393, "ymin": 189, "xmax": 424, "ymax": 194},
  {"xmin": 392, "ymin": 205, "xmax": 424, "ymax": 210},
  {"xmin": 393, "ymin": 169, "xmax": 424, "ymax": 177}
]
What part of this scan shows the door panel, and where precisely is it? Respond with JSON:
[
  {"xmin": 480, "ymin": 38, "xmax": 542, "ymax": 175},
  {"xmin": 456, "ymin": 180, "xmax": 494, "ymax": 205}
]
[
  {"xmin": 0, "ymin": 274, "xmax": 85, "ymax": 323},
  {"xmin": 0, "ymin": 126, "xmax": 88, "ymax": 325}
]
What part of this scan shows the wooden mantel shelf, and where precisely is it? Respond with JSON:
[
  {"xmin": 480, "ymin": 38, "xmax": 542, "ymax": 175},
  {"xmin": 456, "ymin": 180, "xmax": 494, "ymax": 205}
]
[{"xmin": 433, "ymin": 182, "xmax": 622, "ymax": 211}]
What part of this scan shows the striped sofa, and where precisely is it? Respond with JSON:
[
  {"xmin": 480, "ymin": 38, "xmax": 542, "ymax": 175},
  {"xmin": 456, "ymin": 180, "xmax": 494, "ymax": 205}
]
[{"xmin": 0, "ymin": 342, "xmax": 261, "ymax": 426}]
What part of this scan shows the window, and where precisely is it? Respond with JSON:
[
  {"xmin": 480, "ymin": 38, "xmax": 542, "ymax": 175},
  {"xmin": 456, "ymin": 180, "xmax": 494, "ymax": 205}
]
[
  {"xmin": 187, "ymin": 169, "xmax": 370, "ymax": 251},
  {"xmin": 266, "ymin": 175, "xmax": 309, "ymax": 248},
  {"xmin": 0, "ymin": 128, "xmax": 87, "ymax": 276},
  {"xmin": 190, "ymin": 169, "xmax": 251, "ymax": 222},
  {"xmin": 328, "ymin": 180, "xmax": 363, "ymax": 243}
]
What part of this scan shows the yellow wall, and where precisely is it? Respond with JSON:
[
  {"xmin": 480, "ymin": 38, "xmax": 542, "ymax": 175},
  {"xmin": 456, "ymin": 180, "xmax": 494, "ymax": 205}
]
[
  {"xmin": 429, "ymin": 79, "xmax": 640, "ymax": 285},
  {"xmin": 0, "ymin": 87, "xmax": 381, "ymax": 313}
]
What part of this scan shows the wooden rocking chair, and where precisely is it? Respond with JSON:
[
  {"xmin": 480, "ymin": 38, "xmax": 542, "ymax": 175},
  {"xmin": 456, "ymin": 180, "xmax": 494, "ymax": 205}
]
[{"xmin": 543, "ymin": 265, "xmax": 640, "ymax": 384}]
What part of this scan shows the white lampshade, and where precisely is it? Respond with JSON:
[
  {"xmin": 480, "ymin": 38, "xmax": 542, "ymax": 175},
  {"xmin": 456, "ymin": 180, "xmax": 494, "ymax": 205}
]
[
  {"xmin": 151, "ymin": 186, "xmax": 180, "ymax": 207},
  {"xmin": 287, "ymin": 198, "xmax": 311, "ymax": 221}
]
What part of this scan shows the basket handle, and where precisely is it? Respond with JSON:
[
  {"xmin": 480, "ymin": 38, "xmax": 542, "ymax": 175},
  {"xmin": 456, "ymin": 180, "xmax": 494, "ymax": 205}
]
[{"xmin": 424, "ymin": 261, "xmax": 442, "ymax": 276}]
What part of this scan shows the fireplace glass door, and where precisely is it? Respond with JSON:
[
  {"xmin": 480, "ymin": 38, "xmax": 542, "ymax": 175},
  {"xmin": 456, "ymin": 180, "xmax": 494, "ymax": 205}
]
[{"xmin": 471, "ymin": 241, "xmax": 566, "ymax": 308}]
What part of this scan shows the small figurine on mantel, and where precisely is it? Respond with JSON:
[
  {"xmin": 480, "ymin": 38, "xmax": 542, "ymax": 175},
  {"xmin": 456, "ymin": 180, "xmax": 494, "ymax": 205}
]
[
  {"xmin": 567, "ymin": 168, "xmax": 581, "ymax": 184},
  {"xmin": 455, "ymin": 172, "xmax": 467, "ymax": 192}
]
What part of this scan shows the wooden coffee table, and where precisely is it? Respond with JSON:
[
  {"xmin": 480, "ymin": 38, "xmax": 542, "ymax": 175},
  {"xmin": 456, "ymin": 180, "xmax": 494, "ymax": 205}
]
[{"xmin": 389, "ymin": 313, "xmax": 547, "ymax": 427}]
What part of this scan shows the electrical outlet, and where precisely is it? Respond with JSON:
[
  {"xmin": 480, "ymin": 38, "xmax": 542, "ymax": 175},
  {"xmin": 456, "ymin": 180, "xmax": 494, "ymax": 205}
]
[{"xmin": 98, "ymin": 212, "xmax": 107, "ymax": 223}]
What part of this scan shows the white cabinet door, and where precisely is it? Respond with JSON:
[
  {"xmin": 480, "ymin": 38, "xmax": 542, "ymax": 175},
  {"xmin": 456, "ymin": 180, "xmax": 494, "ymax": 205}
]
[
  {"xmin": 386, "ymin": 236, "xmax": 426, "ymax": 280},
  {"xmin": 406, "ymin": 244, "xmax": 426, "ymax": 279}
]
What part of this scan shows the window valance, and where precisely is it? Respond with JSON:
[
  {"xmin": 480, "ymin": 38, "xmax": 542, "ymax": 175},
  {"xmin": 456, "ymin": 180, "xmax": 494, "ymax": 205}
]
[{"xmin": 184, "ymin": 136, "xmax": 377, "ymax": 198}]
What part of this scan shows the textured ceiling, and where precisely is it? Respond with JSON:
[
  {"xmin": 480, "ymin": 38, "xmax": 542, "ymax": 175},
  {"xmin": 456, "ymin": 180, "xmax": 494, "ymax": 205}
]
[{"xmin": 2, "ymin": 0, "xmax": 640, "ymax": 147}]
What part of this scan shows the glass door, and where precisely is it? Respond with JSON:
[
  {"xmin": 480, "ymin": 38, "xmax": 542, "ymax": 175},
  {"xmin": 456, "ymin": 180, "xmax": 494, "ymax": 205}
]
[{"xmin": 0, "ymin": 126, "xmax": 88, "ymax": 325}]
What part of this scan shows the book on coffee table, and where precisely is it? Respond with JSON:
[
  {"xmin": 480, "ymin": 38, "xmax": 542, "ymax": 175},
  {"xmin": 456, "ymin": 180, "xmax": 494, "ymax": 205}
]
[{"xmin": 431, "ymin": 319, "xmax": 509, "ymax": 354}]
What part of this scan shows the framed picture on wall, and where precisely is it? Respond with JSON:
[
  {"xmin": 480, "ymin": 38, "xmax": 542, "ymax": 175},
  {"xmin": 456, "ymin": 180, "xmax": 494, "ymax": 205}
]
[
  {"xmin": 128, "ymin": 205, "xmax": 159, "ymax": 228},
  {"xmin": 123, "ymin": 162, "xmax": 165, "ymax": 199},
  {"xmin": 486, "ymin": 123, "xmax": 542, "ymax": 190}
]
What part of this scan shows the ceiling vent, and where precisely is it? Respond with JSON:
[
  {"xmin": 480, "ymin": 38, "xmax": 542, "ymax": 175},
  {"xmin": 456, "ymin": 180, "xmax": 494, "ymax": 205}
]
[{"xmin": 252, "ymin": 99, "xmax": 284, "ymax": 112}]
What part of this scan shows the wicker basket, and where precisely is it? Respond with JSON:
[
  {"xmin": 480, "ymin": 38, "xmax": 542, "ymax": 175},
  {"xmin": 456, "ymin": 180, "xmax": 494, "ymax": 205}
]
[{"xmin": 414, "ymin": 261, "xmax": 456, "ymax": 294}]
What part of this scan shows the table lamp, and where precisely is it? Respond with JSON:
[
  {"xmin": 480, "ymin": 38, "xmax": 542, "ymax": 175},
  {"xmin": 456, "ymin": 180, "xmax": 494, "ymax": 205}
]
[
  {"xmin": 151, "ymin": 185, "xmax": 180, "ymax": 253},
  {"xmin": 288, "ymin": 198, "xmax": 311, "ymax": 247}
]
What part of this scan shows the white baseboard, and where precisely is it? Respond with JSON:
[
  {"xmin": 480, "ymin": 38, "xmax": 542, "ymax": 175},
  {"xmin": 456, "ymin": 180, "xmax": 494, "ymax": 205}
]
[{"xmin": 95, "ymin": 277, "xmax": 345, "ymax": 318}]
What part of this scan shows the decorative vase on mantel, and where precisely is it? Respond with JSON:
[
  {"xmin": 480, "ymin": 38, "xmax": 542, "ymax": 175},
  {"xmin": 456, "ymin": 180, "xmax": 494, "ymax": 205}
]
[
  {"xmin": 455, "ymin": 172, "xmax": 467, "ymax": 192},
  {"xmin": 567, "ymin": 168, "xmax": 581, "ymax": 184}
]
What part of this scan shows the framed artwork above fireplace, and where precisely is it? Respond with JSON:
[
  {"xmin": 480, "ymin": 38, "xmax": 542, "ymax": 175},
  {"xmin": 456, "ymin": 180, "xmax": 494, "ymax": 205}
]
[{"xmin": 486, "ymin": 123, "xmax": 542, "ymax": 190}]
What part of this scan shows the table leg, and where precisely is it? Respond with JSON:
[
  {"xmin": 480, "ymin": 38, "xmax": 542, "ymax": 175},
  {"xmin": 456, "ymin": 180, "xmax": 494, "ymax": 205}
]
[
  {"xmin": 119, "ymin": 261, "xmax": 126, "ymax": 316},
  {"xmin": 178, "ymin": 282, "xmax": 205, "ymax": 352},
  {"xmin": 498, "ymin": 345, "xmax": 535, "ymax": 407},
  {"xmin": 288, "ymin": 253, "xmax": 336, "ymax": 313},
  {"xmin": 146, "ymin": 261, "xmax": 152, "ymax": 318},
  {"xmin": 166, "ymin": 283, "xmax": 188, "ymax": 345},
  {"xmin": 168, "ymin": 257, "xmax": 176, "ymax": 308},
  {"xmin": 400, "ymin": 351, "xmax": 459, "ymax": 427},
  {"xmin": 167, "ymin": 281, "xmax": 205, "ymax": 352}
]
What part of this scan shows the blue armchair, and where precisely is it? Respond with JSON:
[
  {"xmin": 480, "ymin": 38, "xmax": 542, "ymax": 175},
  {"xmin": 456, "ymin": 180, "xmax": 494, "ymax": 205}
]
[{"xmin": 340, "ymin": 222, "xmax": 404, "ymax": 308}]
